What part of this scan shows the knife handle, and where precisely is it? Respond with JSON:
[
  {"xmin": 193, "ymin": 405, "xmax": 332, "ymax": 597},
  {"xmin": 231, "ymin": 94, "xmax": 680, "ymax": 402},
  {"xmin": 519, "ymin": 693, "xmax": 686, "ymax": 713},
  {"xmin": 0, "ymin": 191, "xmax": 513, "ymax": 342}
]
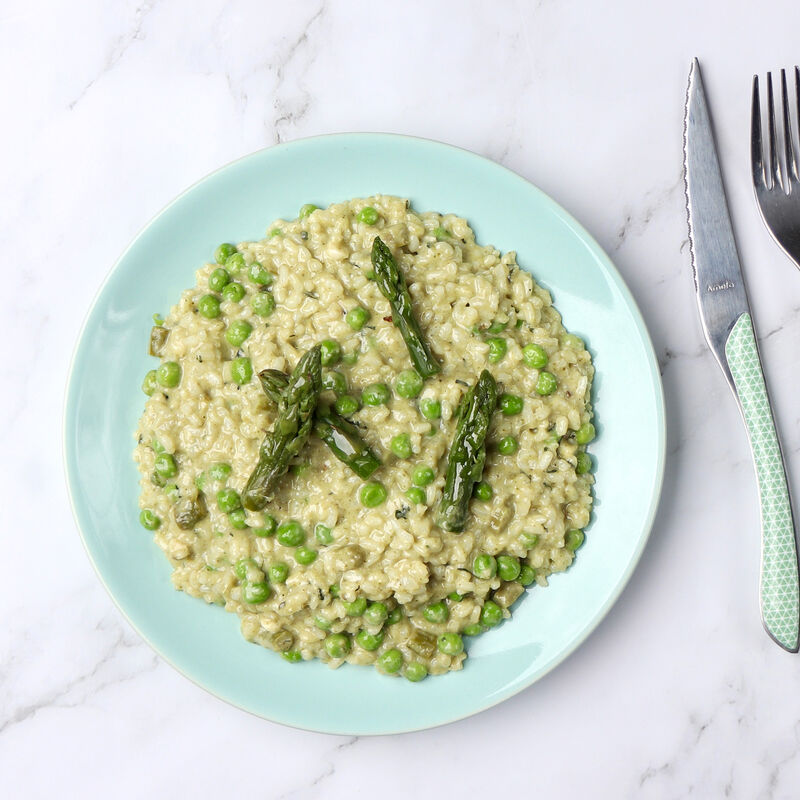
[{"xmin": 725, "ymin": 312, "xmax": 800, "ymax": 651}]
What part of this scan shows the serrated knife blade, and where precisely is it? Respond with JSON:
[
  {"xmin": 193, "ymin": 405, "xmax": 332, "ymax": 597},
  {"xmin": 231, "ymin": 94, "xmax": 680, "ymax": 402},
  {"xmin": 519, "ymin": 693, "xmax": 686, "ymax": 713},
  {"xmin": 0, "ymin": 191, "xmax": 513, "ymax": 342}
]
[{"xmin": 684, "ymin": 58, "xmax": 750, "ymax": 379}]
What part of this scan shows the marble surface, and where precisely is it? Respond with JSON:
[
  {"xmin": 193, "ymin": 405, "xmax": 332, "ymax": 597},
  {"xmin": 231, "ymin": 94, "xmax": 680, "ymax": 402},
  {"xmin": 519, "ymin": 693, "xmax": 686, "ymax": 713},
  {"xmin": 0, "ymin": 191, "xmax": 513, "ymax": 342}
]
[{"xmin": 2, "ymin": 0, "xmax": 800, "ymax": 796}]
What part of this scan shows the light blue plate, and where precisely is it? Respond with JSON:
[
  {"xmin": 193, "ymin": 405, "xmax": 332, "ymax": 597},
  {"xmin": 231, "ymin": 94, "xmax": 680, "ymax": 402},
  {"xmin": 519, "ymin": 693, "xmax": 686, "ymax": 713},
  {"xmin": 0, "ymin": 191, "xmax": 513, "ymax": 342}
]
[{"xmin": 64, "ymin": 134, "xmax": 665, "ymax": 735}]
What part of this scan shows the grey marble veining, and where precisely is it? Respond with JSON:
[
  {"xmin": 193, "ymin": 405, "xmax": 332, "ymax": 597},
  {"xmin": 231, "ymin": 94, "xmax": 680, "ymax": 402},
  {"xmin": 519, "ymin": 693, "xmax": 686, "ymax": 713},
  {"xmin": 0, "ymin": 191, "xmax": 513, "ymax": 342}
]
[{"xmin": 2, "ymin": 0, "xmax": 800, "ymax": 797}]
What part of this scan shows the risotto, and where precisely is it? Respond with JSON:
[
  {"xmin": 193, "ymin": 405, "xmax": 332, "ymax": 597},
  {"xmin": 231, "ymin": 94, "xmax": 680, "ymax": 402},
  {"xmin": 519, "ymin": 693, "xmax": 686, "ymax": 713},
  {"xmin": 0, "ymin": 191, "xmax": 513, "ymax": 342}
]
[{"xmin": 134, "ymin": 196, "xmax": 596, "ymax": 680}]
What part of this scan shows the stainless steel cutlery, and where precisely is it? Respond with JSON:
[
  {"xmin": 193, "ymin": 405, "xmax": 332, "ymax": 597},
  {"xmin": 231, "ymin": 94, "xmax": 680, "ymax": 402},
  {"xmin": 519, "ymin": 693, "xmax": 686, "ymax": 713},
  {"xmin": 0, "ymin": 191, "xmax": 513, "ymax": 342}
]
[{"xmin": 684, "ymin": 58, "xmax": 800, "ymax": 651}]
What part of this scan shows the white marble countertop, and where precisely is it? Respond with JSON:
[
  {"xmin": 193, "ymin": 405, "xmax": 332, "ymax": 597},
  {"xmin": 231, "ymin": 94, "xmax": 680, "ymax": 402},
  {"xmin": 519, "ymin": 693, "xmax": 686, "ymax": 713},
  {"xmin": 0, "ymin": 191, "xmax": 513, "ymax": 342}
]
[{"xmin": 3, "ymin": 1, "xmax": 800, "ymax": 797}]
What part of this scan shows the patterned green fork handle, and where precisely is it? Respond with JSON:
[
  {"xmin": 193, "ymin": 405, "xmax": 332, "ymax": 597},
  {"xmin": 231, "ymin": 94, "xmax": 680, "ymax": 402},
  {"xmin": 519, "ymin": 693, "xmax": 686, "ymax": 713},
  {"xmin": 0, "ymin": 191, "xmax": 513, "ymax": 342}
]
[{"xmin": 726, "ymin": 312, "xmax": 800, "ymax": 651}]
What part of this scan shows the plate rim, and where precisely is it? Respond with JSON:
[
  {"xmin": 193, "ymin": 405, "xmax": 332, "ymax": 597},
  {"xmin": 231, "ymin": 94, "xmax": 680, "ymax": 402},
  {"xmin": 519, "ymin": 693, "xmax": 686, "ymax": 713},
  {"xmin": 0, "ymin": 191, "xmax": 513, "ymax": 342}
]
[{"xmin": 64, "ymin": 132, "xmax": 666, "ymax": 735}]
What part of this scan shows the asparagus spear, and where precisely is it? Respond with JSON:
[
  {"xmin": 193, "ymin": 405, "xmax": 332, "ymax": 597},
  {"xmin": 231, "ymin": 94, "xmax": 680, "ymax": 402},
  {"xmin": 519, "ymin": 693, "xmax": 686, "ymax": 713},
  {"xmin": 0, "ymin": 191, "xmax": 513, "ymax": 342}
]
[
  {"xmin": 173, "ymin": 491, "xmax": 207, "ymax": 530},
  {"xmin": 370, "ymin": 236, "xmax": 440, "ymax": 377},
  {"xmin": 258, "ymin": 369, "xmax": 381, "ymax": 480},
  {"xmin": 435, "ymin": 370, "xmax": 498, "ymax": 532},
  {"xmin": 242, "ymin": 346, "xmax": 322, "ymax": 511}
]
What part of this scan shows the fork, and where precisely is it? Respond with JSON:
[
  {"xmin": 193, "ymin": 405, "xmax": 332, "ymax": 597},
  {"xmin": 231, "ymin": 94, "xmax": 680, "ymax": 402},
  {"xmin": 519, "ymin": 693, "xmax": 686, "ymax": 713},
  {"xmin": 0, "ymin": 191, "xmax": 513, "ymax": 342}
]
[{"xmin": 751, "ymin": 67, "xmax": 800, "ymax": 269}]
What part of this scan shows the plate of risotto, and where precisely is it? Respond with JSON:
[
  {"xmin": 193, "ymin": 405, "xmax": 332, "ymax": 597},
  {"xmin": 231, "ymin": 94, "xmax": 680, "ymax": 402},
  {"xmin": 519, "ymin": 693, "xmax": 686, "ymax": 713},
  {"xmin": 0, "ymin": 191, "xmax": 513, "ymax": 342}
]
[{"xmin": 65, "ymin": 134, "xmax": 664, "ymax": 734}]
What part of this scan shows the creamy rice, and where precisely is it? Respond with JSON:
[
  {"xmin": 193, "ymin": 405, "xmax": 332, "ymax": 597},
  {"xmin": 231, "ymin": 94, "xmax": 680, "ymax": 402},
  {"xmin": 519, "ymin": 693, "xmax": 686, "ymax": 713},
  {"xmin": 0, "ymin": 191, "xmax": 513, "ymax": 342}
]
[{"xmin": 134, "ymin": 196, "xmax": 595, "ymax": 678}]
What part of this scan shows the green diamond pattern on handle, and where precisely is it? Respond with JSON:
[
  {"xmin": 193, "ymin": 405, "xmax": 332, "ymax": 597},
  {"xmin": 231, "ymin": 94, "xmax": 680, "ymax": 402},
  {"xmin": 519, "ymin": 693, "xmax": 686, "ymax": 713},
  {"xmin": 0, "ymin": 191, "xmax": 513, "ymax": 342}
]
[{"xmin": 726, "ymin": 312, "xmax": 800, "ymax": 651}]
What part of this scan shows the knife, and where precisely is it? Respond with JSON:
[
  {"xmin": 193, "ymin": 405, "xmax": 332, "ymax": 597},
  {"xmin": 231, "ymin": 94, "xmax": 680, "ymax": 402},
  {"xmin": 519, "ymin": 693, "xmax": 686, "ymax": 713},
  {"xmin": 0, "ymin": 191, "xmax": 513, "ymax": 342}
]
[{"xmin": 684, "ymin": 58, "xmax": 800, "ymax": 652}]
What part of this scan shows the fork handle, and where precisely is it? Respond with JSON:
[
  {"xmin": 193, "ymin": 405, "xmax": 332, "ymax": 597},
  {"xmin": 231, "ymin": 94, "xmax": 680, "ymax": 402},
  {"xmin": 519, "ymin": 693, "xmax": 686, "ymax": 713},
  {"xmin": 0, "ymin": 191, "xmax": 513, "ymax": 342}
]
[{"xmin": 725, "ymin": 312, "xmax": 800, "ymax": 651}]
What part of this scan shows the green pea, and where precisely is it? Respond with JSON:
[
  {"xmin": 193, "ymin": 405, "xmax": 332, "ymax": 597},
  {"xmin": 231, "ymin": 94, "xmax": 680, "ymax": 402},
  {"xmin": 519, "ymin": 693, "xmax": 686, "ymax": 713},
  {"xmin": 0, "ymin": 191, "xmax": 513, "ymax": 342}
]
[
  {"xmin": 405, "ymin": 487, "xmax": 426, "ymax": 505},
  {"xmin": 222, "ymin": 282, "xmax": 245, "ymax": 303},
  {"xmin": 253, "ymin": 514, "xmax": 277, "ymax": 537},
  {"xmin": 357, "ymin": 206, "xmax": 380, "ymax": 225},
  {"xmin": 487, "ymin": 320, "xmax": 508, "ymax": 334},
  {"xmin": 194, "ymin": 472, "xmax": 206, "ymax": 492},
  {"xmin": 395, "ymin": 369, "xmax": 423, "ymax": 399},
  {"xmin": 412, "ymin": 465, "xmax": 435, "ymax": 487},
  {"xmin": 251, "ymin": 291, "xmax": 276, "ymax": 317},
  {"xmin": 163, "ymin": 483, "xmax": 180, "ymax": 503},
  {"xmin": 520, "ymin": 531, "xmax": 539, "ymax": 549},
  {"xmin": 522, "ymin": 343, "xmax": 548, "ymax": 369},
  {"xmin": 419, "ymin": 398, "xmax": 441, "ymax": 419},
  {"xmin": 518, "ymin": 565, "xmax": 536, "ymax": 586},
  {"xmin": 363, "ymin": 602, "xmax": 388, "ymax": 627},
  {"xmin": 198, "ymin": 294, "xmax": 221, "ymax": 319},
  {"xmin": 269, "ymin": 562, "xmax": 289, "ymax": 583},
  {"xmin": 433, "ymin": 226, "xmax": 449, "ymax": 241},
  {"xmin": 139, "ymin": 509, "xmax": 160, "ymax": 530},
  {"xmin": 281, "ymin": 650, "xmax": 302, "ymax": 663},
  {"xmin": 497, "ymin": 555, "xmax": 521, "ymax": 581},
  {"xmin": 497, "ymin": 436, "xmax": 518, "ymax": 455},
  {"xmin": 229, "ymin": 508, "xmax": 248, "ymax": 529},
  {"xmin": 565, "ymin": 529, "xmax": 585, "ymax": 551},
  {"xmin": 448, "ymin": 592, "xmax": 464, "ymax": 602},
  {"xmin": 499, "ymin": 393, "xmax": 523, "ymax": 416},
  {"xmin": 325, "ymin": 633, "xmax": 351, "ymax": 659},
  {"xmin": 536, "ymin": 371, "xmax": 558, "ymax": 396},
  {"xmin": 230, "ymin": 357, "xmax": 252, "ymax": 385},
  {"xmin": 356, "ymin": 629, "xmax": 385, "ymax": 651},
  {"xmin": 142, "ymin": 369, "xmax": 158, "ymax": 396},
  {"xmin": 234, "ymin": 557, "xmax": 258, "ymax": 581},
  {"xmin": 346, "ymin": 306, "xmax": 370, "ymax": 331},
  {"xmin": 276, "ymin": 520, "xmax": 305, "ymax": 546},
  {"xmin": 248, "ymin": 262, "xmax": 272, "ymax": 285},
  {"xmin": 473, "ymin": 480, "xmax": 493, "ymax": 501},
  {"xmin": 322, "ymin": 371, "xmax": 347, "ymax": 396},
  {"xmin": 209, "ymin": 267, "xmax": 230, "ymax": 292},
  {"xmin": 242, "ymin": 581, "xmax": 271, "ymax": 604},
  {"xmin": 423, "ymin": 601, "xmax": 449, "ymax": 624},
  {"xmin": 437, "ymin": 633, "xmax": 464, "ymax": 656},
  {"xmin": 215, "ymin": 243, "xmax": 237, "ymax": 264},
  {"xmin": 361, "ymin": 383, "xmax": 391, "ymax": 406},
  {"xmin": 334, "ymin": 394, "xmax": 360, "ymax": 416},
  {"xmin": 404, "ymin": 662, "xmax": 428, "ymax": 682},
  {"xmin": 377, "ymin": 649, "xmax": 403, "ymax": 674},
  {"xmin": 299, "ymin": 203, "xmax": 318, "ymax": 219},
  {"xmin": 320, "ymin": 339, "xmax": 341, "ymax": 366},
  {"xmin": 345, "ymin": 597, "xmax": 367, "ymax": 616},
  {"xmin": 216, "ymin": 488, "xmax": 241, "ymax": 513},
  {"xmin": 486, "ymin": 337, "xmax": 507, "ymax": 364},
  {"xmin": 387, "ymin": 607, "xmax": 403, "ymax": 625},
  {"xmin": 225, "ymin": 252, "xmax": 246, "ymax": 273},
  {"xmin": 314, "ymin": 614, "xmax": 332, "ymax": 630},
  {"xmin": 575, "ymin": 452, "xmax": 593, "ymax": 475},
  {"xmin": 208, "ymin": 462, "xmax": 231, "ymax": 482},
  {"xmin": 154, "ymin": 453, "xmax": 177, "ymax": 478},
  {"xmin": 156, "ymin": 361, "xmax": 181, "ymax": 388},
  {"xmin": 314, "ymin": 523, "xmax": 334, "ymax": 545},
  {"xmin": 390, "ymin": 433, "xmax": 412, "ymax": 459},
  {"xmin": 463, "ymin": 624, "xmax": 483, "ymax": 636},
  {"xmin": 225, "ymin": 320, "xmax": 252, "ymax": 347},
  {"xmin": 295, "ymin": 545, "xmax": 317, "ymax": 565},
  {"xmin": 360, "ymin": 481, "xmax": 387, "ymax": 507},
  {"xmin": 329, "ymin": 584, "xmax": 340, "ymax": 598},
  {"xmin": 575, "ymin": 423, "xmax": 596, "ymax": 445},
  {"xmin": 472, "ymin": 554, "xmax": 497, "ymax": 579},
  {"xmin": 480, "ymin": 600, "xmax": 503, "ymax": 627}
]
